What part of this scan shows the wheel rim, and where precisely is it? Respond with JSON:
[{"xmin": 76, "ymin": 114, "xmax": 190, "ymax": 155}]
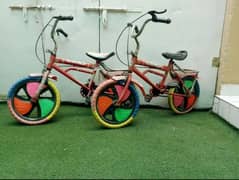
[
  {"xmin": 172, "ymin": 78, "xmax": 199, "ymax": 112},
  {"xmin": 96, "ymin": 83, "xmax": 136, "ymax": 124},
  {"xmin": 12, "ymin": 81, "xmax": 57, "ymax": 121}
]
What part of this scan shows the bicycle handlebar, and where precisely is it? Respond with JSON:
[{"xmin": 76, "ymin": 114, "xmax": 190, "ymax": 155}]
[
  {"xmin": 130, "ymin": 9, "xmax": 171, "ymax": 56},
  {"xmin": 132, "ymin": 10, "xmax": 171, "ymax": 37},
  {"xmin": 53, "ymin": 16, "xmax": 74, "ymax": 21},
  {"xmin": 148, "ymin": 10, "xmax": 171, "ymax": 24},
  {"xmin": 148, "ymin": 9, "xmax": 167, "ymax": 15},
  {"xmin": 50, "ymin": 15, "xmax": 74, "ymax": 54},
  {"xmin": 152, "ymin": 17, "xmax": 171, "ymax": 24}
]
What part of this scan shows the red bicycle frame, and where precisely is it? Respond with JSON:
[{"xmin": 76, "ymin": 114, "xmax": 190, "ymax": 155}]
[
  {"xmin": 117, "ymin": 55, "xmax": 198, "ymax": 104},
  {"xmin": 32, "ymin": 16, "xmax": 126, "ymax": 102},
  {"xmin": 115, "ymin": 14, "xmax": 199, "ymax": 105},
  {"xmin": 48, "ymin": 54, "xmax": 98, "ymax": 90}
]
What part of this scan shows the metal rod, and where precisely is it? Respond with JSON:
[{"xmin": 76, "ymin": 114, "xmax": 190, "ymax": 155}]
[
  {"xmin": 98, "ymin": 0, "xmax": 101, "ymax": 53},
  {"xmin": 9, "ymin": 5, "xmax": 54, "ymax": 10},
  {"xmin": 83, "ymin": 7, "xmax": 141, "ymax": 13}
]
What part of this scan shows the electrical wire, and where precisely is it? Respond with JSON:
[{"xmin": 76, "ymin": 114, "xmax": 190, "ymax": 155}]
[
  {"xmin": 39, "ymin": 17, "xmax": 47, "ymax": 65},
  {"xmin": 115, "ymin": 12, "xmax": 149, "ymax": 67},
  {"xmin": 115, "ymin": 25, "xmax": 130, "ymax": 66},
  {"xmin": 40, "ymin": 33, "xmax": 46, "ymax": 65},
  {"xmin": 34, "ymin": 17, "xmax": 54, "ymax": 65},
  {"xmin": 126, "ymin": 25, "xmax": 131, "ymax": 67}
]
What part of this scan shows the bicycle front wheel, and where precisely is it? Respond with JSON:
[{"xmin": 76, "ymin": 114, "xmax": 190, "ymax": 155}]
[
  {"xmin": 91, "ymin": 79, "xmax": 140, "ymax": 128},
  {"xmin": 168, "ymin": 76, "xmax": 200, "ymax": 114},
  {"xmin": 7, "ymin": 76, "xmax": 61, "ymax": 125}
]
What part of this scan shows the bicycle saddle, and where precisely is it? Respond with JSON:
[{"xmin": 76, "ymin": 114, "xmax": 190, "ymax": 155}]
[
  {"xmin": 162, "ymin": 50, "xmax": 188, "ymax": 61},
  {"xmin": 86, "ymin": 52, "xmax": 115, "ymax": 61}
]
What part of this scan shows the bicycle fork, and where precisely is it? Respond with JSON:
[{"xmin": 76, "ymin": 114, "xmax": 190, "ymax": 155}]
[
  {"xmin": 31, "ymin": 70, "xmax": 51, "ymax": 103},
  {"xmin": 115, "ymin": 75, "xmax": 132, "ymax": 106},
  {"xmin": 182, "ymin": 77, "xmax": 198, "ymax": 97}
]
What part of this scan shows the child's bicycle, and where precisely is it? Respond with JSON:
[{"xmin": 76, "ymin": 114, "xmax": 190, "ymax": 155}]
[
  {"xmin": 7, "ymin": 15, "xmax": 127, "ymax": 125},
  {"xmin": 91, "ymin": 10, "xmax": 200, "ymax": 128}
]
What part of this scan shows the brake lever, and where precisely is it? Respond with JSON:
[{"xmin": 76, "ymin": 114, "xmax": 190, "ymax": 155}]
[{"xmin": 56, "ymin": 28, "xmax": 68, "ymax": 38}]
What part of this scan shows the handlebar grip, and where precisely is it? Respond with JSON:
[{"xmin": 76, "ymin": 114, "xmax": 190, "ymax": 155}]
[
  {"xmin": 54, "ymin": 16, "xmax": 74, "ymax": 21},
  {"xmin": 56, "ymin": 28, "xmax": 68, "ymax": 37},
  {"xmin": 148, "ymin": 9, "xmax": 167, "ymax": 15},
  {"xmin": 148, "ymin": 10, "xmax": 171, "ymax": 24},
  {"xmin": 152, "ymin": 18, "xmax": 171, "ymax": 24}
]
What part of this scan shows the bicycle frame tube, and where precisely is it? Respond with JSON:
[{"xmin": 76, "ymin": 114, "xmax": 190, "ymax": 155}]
[
  {"xmin": 115, "ymin": 57, "xmax": 173, "ymax": 104},
  {"xmin": 116, "ymin": 55, "xmax": 199, "ymax": 104},
  {"xmin": 47, "ymin": 54, "xmax": 97, "ymax": 90},
  {"xmin": 131, "ymin": 56, "xmax": 171, "ymax": 91},
  {"xmin": 46, "ymin": 54, "xmax": 126, "ymax": 91}
]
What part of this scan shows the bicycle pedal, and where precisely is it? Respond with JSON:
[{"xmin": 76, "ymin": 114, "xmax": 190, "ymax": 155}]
[
  {"xmin": 85, "ymin": 97, "xmax": 91, "ymax": 106},
  {"xmin": 145, "ymin": 95, "xmax": 152, "ymax": 102}
]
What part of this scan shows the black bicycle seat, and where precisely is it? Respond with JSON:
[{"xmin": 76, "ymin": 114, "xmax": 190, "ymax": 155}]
[
  {"xmin": 86, "ymin": 52, "xmax": 115, "ymax": 62},
  {"xmin": 162, "ymin": 50, "xmax": 188, "ymax": 61}
]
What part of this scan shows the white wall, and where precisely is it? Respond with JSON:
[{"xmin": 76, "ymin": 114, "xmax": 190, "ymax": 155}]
[{"xmin": 0, "ymin": 0, "xmax": 226, "ymax": 108}]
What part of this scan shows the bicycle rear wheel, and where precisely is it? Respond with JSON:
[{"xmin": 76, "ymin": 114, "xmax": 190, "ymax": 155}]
[
  {"xmin": 91, "ymin": 79, "xmax": 140, "ymax": 128},
  {"xmin": 168, "ymin": 76, "xmax": 200, "ymax": 114},
  {"xmin": 7, "ymin": 76, "xmax": 61, "ymax": 125}
]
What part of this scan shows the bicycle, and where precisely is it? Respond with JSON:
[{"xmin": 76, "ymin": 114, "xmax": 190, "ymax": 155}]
[
  {"xmin": 91, "ymin": 10, "xmax": 200, "ymax": 128},
  {"xmin": 7, "ymin": 15, "xmax": 127, "ymax": 125}
]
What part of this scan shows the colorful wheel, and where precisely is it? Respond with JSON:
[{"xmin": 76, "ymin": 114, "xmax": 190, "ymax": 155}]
[
  {"xmin": 91, "ymin": 79, "xmax": 140, "ymax": 128},
  {"xmin": 168, "ymin": 76, "xmax": 200, "ymax": 114},
  {"xmin": 7, "ymin": 76, "xmax": 61, "ymax": 125}
]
